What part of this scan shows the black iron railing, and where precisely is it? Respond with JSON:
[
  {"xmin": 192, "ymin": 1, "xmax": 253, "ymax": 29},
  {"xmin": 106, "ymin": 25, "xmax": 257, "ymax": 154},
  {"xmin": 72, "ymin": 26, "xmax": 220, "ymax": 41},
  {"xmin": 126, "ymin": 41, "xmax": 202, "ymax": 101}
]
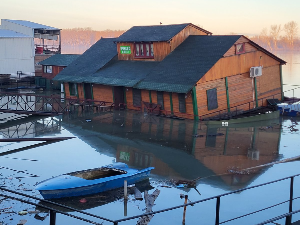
[{"xmin": 1, "ymin": 173, "xmax": 300, "ymax": 224}]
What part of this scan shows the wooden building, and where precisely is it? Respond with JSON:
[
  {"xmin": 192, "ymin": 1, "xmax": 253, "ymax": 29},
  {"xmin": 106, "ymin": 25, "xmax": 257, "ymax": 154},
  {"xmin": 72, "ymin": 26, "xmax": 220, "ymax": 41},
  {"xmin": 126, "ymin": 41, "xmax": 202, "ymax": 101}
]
[
  {"xmin": 54, "ymin": 23, "xmax": 286, "ymax": 120},
  {"xmin": 38, "ymin": 54, "xmax": 79, "ymax": 89}
]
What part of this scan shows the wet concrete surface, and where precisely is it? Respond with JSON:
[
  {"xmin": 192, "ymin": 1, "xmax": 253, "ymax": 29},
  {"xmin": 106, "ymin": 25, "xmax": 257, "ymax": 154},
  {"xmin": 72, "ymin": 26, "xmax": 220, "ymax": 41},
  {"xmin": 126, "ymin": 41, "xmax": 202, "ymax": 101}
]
[{"xmin": 0, "ymin": 109, "xmax": 300, "ymax": 225}]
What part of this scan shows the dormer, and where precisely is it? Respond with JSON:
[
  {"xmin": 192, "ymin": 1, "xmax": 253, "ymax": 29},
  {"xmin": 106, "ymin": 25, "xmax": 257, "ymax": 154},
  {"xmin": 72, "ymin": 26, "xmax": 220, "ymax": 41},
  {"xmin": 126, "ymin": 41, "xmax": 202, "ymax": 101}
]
[{"xmin": 116, "ymin": 23, "xmax": 212, "ymax": 61}]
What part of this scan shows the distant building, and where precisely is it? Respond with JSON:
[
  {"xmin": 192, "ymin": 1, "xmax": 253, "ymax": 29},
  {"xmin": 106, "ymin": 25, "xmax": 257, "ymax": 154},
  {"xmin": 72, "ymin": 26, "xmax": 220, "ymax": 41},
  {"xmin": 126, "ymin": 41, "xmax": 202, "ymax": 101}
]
[
  {"xmin": 0, "ymin": 19, "xmax": 61, "ymax": 78},
  {"xmin": 54, "ymin": 23, "xmax": 286, "ymax": 120},
  {"xmin": 38, "ymin": 54, "xmax": 80, "ymax": 89}
]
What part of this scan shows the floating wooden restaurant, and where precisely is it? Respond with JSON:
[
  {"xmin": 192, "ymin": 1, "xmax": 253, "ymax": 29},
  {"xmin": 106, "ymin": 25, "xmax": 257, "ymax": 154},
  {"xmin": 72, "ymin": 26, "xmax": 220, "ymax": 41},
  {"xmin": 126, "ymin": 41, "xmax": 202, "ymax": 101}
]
[{"xmin": 53, "ymin": 23, "xmax": 286, "ymax": 120}]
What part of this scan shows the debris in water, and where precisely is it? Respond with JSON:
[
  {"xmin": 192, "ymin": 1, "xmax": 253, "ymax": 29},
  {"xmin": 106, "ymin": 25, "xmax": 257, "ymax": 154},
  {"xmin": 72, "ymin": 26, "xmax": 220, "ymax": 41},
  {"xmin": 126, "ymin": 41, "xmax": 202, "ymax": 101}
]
[
  {"xmin": 18, "ymin": 211, "xmax": 28, "ymax": 216},
  {"xmin": 86, "ymin": 119, "xmax": 91, "ymax": 122},
  {"xmin": 79, "ymin": 198, "xmax": 87, "ymax": 203},
  {"xmin": 17, "ymin": 220, "xmax": 27, "ymax": 225}
]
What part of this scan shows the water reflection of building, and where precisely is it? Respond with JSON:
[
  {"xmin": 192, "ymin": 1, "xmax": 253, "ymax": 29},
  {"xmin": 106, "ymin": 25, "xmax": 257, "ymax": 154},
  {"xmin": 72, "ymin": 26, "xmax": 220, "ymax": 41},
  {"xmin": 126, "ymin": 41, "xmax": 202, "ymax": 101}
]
[
  {"xmin": 0, "ymin": 116, "xmax": 62, "ymax": 139},
  {"xmin": 62, "ymin": 111, "xmax": 282, "ymax": 190}
]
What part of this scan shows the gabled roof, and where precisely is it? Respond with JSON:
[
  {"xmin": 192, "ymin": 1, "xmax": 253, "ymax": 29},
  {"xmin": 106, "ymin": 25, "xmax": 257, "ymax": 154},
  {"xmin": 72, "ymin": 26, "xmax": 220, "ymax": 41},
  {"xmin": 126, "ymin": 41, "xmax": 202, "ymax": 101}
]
[
  {"xmin": 0, "ymin": 29, "xmax": 30, "ymax": 38},
  {"xmin": 38, "ymin": 54, "xmax": 80, "ymax": 66},
  {"xmin": 116, "ymin": 23, "xmax": 212, "ymax": 42},
  {"xmin": 54, "ymin": 38, "xmax": 117, "ymax": 82},
  {"xmin": 135, "ymin": 35, "xmax": 242, "ymax": 93},
  {"xmin": 2, "ymin": 19, "xmax": 59, "ymax": 30}
]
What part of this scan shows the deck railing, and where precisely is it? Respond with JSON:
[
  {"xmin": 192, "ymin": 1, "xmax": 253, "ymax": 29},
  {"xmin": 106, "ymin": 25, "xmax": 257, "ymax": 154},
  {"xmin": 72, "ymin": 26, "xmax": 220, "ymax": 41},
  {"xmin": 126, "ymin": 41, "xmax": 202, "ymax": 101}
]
[{"xmin": 1, "ymin": 173, "xmax": 300, "ymax": 224}]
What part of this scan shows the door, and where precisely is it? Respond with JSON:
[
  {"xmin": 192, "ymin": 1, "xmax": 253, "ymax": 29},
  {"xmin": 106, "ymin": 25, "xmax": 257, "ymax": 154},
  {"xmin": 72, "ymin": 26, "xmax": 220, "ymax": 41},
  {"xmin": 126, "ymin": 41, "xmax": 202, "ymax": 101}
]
[
  {"xmin": 84, "ymin": 83, "xmax": 93, "ymax": 100},
  {"xmin": 114, "ymin": 86, "xmax": 124, "ymax": 109}
]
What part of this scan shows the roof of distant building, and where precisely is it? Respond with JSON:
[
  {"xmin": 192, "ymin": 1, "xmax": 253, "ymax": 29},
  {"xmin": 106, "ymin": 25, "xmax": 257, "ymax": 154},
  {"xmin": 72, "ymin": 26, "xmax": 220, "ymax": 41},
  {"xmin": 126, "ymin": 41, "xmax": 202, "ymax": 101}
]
[
  {"xmin": 2, "ymin": 19, "xmax": 59, "ymax": 30},
  {"xmin": 54, "ymin": 38, "xmax": 117, "ymax": 82},
  {"xmin": 116, "ymin": 23, "xmax": 212, "ymax": 42},
  {"xmin": 0, "ymin": 29, "xmax": 30, "ymax": 38},
  {"xmin": 39, "ymin": 54, "xmax": 80, "ymax": 66}
]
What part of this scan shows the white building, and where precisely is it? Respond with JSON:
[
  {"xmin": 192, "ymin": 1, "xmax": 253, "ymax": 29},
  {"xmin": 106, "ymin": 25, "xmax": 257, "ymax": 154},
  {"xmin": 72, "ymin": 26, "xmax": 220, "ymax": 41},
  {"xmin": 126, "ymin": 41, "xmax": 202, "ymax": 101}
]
[{"xmin": 0, "ymin": 19, "xmax": 61, "ymax": 77}]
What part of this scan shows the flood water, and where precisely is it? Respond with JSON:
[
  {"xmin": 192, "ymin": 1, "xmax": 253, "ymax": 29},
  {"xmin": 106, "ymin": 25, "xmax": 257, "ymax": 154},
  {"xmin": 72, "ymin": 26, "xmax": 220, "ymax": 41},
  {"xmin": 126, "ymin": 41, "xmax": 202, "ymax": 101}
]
[{"xmin": 0, "ymin": 52, "xmax": 300, "ymax": 225}]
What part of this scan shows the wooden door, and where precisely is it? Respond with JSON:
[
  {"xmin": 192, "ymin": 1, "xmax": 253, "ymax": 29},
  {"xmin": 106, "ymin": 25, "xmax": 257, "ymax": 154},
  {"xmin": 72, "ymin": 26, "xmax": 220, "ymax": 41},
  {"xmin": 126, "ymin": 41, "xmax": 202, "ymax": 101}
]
[
  {"xmin": 84, "ymin": 83, "xmax": 93, "ymax": 100},
  {"xmin": 114, "ymin": 86, "xmax": 124, "ymax": 109}
]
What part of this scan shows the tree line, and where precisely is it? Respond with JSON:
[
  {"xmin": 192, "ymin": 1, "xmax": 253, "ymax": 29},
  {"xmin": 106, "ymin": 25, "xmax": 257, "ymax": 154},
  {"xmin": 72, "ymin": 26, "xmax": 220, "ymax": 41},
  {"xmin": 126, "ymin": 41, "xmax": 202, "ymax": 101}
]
[
  {"xmin": 250, "ymin": 21, "xmax": 299, "ymax": 52},
  {"xmin": 58, "ymin": 21, "xmax": 298, "ymax": 54}
]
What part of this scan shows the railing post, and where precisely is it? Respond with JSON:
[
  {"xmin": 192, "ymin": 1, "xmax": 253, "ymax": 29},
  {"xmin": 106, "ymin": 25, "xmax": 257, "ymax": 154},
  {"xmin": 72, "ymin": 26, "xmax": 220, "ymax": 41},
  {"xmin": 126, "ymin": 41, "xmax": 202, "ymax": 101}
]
[
  {"xmin": 114, "ymin": 222, "xmax": 118, "ymax": 225},
  {"xmin": 215, "ymin": 196, "xmax": 220, "ymax": 225},
  {"xmin": 289, "ymin": 177, "xmax": 294, "ymax": 213},
  {"xmin": 49, "ymin": 210, "xmax": 56, "ymax": 225}
]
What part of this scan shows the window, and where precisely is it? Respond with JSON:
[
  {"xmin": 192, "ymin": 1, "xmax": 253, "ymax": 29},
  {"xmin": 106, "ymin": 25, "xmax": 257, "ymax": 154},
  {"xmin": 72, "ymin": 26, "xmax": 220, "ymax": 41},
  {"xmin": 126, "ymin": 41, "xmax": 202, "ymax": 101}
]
[
  {"xmin": 236, "ymin": 43, "xmax": 245, "ymax": 54},
  {"xmin": 43, "ymin": 66, "xmax": 52, "ymax": 74},
  {"xmin": 69, "ymin": 82, "xmax": 78, "ymax": 96},
  {"xmin": 133, "ymin": 88, "xmax": 141, "ymax": 107},
  {"xmin": 135, "ymin": 43, "xmax": 154, "ymax": 58},
  {"xmin": 207, "ymin": 88, "xmax": 218, "ymax": 110},
  {"xmin": 178, "ymin": 93, "xmax": 186, "ymax": 113},
  {"xmin": 157, "ymin": 91, "xmax": 164, "ymax": 110}
]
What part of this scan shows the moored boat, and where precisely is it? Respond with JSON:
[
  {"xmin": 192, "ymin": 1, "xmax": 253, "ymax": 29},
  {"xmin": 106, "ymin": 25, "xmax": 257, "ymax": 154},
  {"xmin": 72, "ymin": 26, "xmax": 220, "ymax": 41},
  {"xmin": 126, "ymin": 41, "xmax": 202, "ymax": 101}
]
[{"xmin": 36, "ymin": 162, "xmax": 154, "ymax": 199}]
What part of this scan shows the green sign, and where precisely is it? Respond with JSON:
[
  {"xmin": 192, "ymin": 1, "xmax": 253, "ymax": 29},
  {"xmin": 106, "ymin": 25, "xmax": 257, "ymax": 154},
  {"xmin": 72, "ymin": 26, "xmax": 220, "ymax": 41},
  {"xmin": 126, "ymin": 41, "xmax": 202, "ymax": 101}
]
[
  {"xmin": 119, "ymin": 151, "xmax": 130, "ymax": 161},
  {"xmin": 120, "ymin": 46, "xmax": 131, "ymax": 54}
]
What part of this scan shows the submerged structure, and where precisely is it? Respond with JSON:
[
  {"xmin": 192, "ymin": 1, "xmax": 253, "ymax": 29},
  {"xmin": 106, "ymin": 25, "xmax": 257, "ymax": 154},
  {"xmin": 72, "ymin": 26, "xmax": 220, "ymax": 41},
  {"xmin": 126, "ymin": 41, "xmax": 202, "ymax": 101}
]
[{"xmin": 54, "ymin": 23, "xmax": 286, "ymax": 120}]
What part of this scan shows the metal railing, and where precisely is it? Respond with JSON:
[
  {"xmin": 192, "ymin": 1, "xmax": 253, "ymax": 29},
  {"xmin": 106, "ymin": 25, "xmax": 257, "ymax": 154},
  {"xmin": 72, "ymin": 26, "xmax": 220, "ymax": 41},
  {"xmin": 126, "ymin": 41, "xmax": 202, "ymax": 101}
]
[{"xmin": 1, "ymin": 173, "xmax": 299, "ymax": 224}]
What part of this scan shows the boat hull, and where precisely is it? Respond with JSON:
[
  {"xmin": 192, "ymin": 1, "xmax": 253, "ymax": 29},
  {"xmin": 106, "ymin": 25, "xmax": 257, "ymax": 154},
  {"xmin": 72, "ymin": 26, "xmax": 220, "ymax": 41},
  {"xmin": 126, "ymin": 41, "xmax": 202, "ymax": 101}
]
[{"xmin": 36, "ymin": 164, "xmax": 153, "ymax": 199}]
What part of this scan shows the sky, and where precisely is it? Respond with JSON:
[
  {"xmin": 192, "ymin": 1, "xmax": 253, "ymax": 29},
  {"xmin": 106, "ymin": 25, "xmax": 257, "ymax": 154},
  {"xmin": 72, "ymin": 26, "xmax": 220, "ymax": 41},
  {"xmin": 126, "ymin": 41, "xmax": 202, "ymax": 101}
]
[{"xmin": 1, "ymin": 0, "xmax": 300, "ymax": 35}]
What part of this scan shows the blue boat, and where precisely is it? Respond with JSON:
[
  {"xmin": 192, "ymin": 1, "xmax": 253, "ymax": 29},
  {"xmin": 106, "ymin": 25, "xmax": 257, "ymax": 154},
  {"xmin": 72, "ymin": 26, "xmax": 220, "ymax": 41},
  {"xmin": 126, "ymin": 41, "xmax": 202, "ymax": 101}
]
[{"xmin": 36, "ymin": 162, "xmax": 154, "ymax": 199}]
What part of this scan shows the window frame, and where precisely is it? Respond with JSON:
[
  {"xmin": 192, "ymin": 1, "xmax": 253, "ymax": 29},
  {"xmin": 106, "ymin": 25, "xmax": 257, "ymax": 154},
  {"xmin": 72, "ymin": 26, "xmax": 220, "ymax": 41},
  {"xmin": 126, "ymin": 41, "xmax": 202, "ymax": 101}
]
[
  {"xmin": 207, "ymin": 88, "xmax": 218, "ymax": 111},
  {"xmin": 235, "ymin": 43, "xmax": 245, "ymax": 54},
  {"xmin": 43, "ymin": 65, "xmax": 53, "ymax": 74},
  {"xmin": 178, "ymin": 93, "xmax": 186, "ymax": 113},
  {"xmin": 134, "ymin": 43, "xmax": 154, "ymax": 59},
  {"xmin": 133, "ymin": 88, "xmax": 142, "ymax": 107},
  {"xmin": 157, "ymin": 91, "xmax": 164, "ymax": 110},
  {"xmin": 69, "ymin": 82, "xmax": 78, "ymax": 97}
]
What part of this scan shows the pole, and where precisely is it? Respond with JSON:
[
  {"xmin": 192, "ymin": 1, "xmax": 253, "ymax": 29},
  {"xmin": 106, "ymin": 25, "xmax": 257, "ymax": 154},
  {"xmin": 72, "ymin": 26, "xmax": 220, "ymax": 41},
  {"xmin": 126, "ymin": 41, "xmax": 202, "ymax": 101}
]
[
  {"xmin": 215, "ymin": 197, "xmax": 220, "ymax": 225},
  {"xmin": 49, "ymin": 210, "xmax": 56, "ymax": 225},
  {"xmin": 182, "ymin": 195, "xmax": 188, "ymax": 225},
  {"xmin": 124, "ymin": 180, "xmax": 128, "ymax": 200}
]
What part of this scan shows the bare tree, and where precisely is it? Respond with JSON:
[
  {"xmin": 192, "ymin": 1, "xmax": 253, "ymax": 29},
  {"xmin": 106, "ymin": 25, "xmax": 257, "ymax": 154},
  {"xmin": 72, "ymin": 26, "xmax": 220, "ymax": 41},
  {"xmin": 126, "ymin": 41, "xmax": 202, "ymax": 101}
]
[
  {"xmin": 270, "ymin": 25, "xmax": 281, "ymax": 50},
  {"xmin": 284, "ymin": 21, "xmax": 298, "ymax": 48},
  {"xmin": 260, "ymin": 28, "xmax": 272, "ymax": 51}
]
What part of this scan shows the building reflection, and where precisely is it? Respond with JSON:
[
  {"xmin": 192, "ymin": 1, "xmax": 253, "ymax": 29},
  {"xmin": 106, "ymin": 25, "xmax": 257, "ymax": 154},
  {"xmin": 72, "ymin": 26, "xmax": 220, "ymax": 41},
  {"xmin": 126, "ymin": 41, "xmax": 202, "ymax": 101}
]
[{"xmin": 62, "ymin": 110, "xmax": 282, "ymax": 191}]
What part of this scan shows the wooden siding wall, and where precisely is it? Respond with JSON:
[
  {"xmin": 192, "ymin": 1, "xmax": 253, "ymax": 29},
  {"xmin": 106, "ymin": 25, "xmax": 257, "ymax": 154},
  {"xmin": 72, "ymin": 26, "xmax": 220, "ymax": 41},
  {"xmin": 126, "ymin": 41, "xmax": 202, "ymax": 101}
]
[
  {"xmin": 92, "ymin": 84, "xmax": 113, "ymax": 102},
  {"xmin": 170, "ymin": 24, "xmax": 208, "ymax": 52},
  {"xmin": 199, "ymin": 51, "xmax": 280, "ymax": 83},
  {"xmin": 77, "ymin": 83, "xmax": 84, "ymax": 99},
  {"xmin": 41, "ymin": 66, "xmax": 64, "ymax": 79},
  {"xmin": 64, "ymin": 83, "xmax": 70, "ymax": 97},
  {"xmin": 196, "ymin": 78, "xmax": 227, "ymax": 116},
  {"xmin": 227, "ymin": 73, "xmax": 253, "ymax": 110},
  {"xmin": 151, "ymin": 91, "xmax": 158, "ymax": 104}
]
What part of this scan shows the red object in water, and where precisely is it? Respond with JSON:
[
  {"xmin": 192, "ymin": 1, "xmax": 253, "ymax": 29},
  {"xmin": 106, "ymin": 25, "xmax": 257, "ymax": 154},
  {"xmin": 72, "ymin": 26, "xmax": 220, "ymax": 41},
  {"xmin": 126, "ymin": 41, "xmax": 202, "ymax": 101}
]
[
  {"xmin": 79, "ymin": 198, "xmax": 87, "ymax": 203},
  {"xmin": 36, "ymin": 47, "xmax": 43, "ymax": 54}
]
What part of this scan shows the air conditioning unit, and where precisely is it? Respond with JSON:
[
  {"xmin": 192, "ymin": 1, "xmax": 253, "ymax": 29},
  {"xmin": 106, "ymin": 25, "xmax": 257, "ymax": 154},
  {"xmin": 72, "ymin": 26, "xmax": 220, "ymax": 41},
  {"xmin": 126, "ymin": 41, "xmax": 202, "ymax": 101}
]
[{"xmin": 250, "ymin": 66, "xmax": 262, "ymax": 78}]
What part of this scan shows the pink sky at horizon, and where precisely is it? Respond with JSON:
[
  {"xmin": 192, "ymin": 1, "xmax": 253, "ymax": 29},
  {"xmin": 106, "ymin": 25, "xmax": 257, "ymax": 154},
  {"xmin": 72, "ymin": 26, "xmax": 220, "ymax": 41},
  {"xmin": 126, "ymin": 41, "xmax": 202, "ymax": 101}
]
[{"xmin": 1, "ymin": 0, "xmax": 300, "ymax": 36}]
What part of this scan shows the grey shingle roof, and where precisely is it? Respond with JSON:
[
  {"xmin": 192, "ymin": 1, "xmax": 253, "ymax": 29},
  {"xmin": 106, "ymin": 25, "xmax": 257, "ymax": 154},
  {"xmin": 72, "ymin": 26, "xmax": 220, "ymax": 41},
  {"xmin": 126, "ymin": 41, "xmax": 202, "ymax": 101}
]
[
  {"xmin": 117, "ymin": 23, "xmax": 211, "ymax": 42},
  {"xmin": 38, "ymin": 54, "xmax": 80, "ymax": 66},
  {"xmin": 91, "ymin": 60, "xmax": 159, "ymax": 87},
  {"xmin": 53, "ymin": 38, "xmax": 117, "ymax": 82},
  {"xmin": 135, "ymin": 35, "xmax": 242, "ymax": 93}
]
